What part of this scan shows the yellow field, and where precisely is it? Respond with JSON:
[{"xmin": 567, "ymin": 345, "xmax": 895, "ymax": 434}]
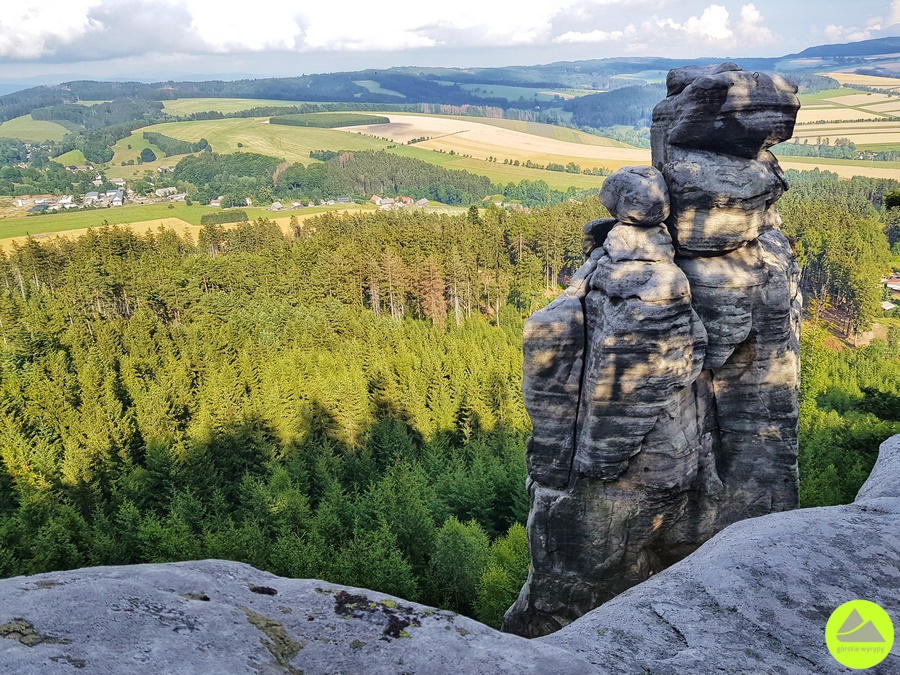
[
  {"xmin": 433, "ymin": 116, "xmax": 631, "ymax": 147},
  {"xmin": 103, "ymin": 115, "xmax": 619, "ymax": 188},
  {"xmin": 161, "ymin": 98, "xmax": 316, "ymax": 115},
  {"xmin": 856, "ymin": 100, "xmax": 900, "ymax": 112},
  {"xmin": 796, "ymin": 108, "xmax": 886, "ymax": 123},
  {"xmin": 0, "ymin": 207, "xmax": 369, "ymax": 251},
  {"xmin": 340, "ymin": 114, "xmax": 648, "ymax": 171},
  {"xmin": 0, "ymin": 115, "xmax": 71, "ymax": 142},
  {"xmin": 826, "ymin": 72, "xmax": 900, "ymax": 90},
  {"xmin": 822, "ymin": 93, "xmax": 894, "ymax": 106},
  {"xmin": 129, "ymin": 118, "xmax": 393, "ymax": 163},
  {"xmin": 779, "ymin": 159, "xmax": 900, "ymax": 181}
]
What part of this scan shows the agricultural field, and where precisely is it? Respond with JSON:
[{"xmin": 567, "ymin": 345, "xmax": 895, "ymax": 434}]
[
  {"xmin": 270, "ymin": 113, "xmax": 390, "ymax": 128},
  {"xmin": 792, "ymin": 85, "xmax": 900, "ymax": 150},
  {"xmin": 105, "ymin": 115, "xmax": 619, "ymax": 189},
  {"xmin": 51, "ymin": 149, "xmax": 89, "ymax": 166},
  {"xmin": 610, "ymin": 70, "xmax": 668, "ymax": 84},
  {"xmin": 340, "ymin": 114, "xmax": 649, "ymax": 171},
  {"xmin": 160, "ymin": 98, "xmax": 316, "ymax": 116},
  {"xmin": 458, "ymin": 84, "xmax": 581, "ymax": 102},
  {"xmin": 0, "ymin": 201, "xmax": 374, "ymax": 249},
  {"xmin": 353, "ymin": 80, "xmax": 406, "ymax": 97},
  {"xmin": 436, "ymin": 116, "xmax": 632, "ymax": 147},
  {"xmin": 0, "ymin": 114, "xmax": 71, "ymax": 142},
  {"xmin": 825, "ymin": 72, "xmax": 900, "ymax": 91},
  {"xmin": 111, "ymin": 117, "xmax": 393, "ymax": 165}
]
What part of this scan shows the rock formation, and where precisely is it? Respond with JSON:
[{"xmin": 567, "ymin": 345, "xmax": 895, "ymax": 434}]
[
  {"xmin": 505, "ymin": 63, "xmax": 803, "ymax": 637},
  {"xmin": 2, "ymin": 435, "xmax": 898, "ymax": 674}
]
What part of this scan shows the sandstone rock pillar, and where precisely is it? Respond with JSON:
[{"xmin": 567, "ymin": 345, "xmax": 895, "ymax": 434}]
[{"xmin": 505, "ymin": 64, "xmax": 801, "ymax": 638}]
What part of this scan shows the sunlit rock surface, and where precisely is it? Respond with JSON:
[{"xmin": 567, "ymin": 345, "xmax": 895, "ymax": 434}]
[{"xmin": 506, "ymin": 64, "xmax": 802, "ymax": 637}]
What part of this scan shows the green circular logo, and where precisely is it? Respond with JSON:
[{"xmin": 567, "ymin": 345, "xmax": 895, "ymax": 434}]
[{"xmin": 826, "ymin": 600, "xmax": 894, "ymax": 669}]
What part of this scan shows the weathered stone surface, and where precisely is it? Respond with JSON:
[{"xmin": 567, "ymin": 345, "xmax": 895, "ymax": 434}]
[
  {"xmin": 582, "ymin": 217, "xmax": 617, "ymax": 255},
  {"xmin": 507, "ymin": 63, "xmax": 801, "ymax": 638},
  {"xmin": 651, "ymin": 63, "xmax": 799, "ymax": 162},
  {"xmin": 0, "ymin": 559, "xmax": 592, "ymax": 675},
  {"xmin": 599, "ymin": 165, "xmax": 669, "ymax": 226},
  {"xmin": 542, "ymin": 434, "xmax": 900, "ymax": 675},
  {"xmin": 603, "ymin": 224, "xmax": 675, "ymax": 263},
  {"xmin": 662, "ymin": 148, "xmax": 787, "ymax": 254}
]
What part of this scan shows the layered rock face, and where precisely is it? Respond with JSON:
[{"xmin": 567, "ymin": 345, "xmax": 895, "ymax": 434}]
[{"xmin": 505, "ymin": 64, "xmax": 802, "ymax": 638}]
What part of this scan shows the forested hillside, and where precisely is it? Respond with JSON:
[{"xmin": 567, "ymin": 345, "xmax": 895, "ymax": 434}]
[{"xmin": 0, "ymin": 182, "xmax": 897, "ymax": 629}]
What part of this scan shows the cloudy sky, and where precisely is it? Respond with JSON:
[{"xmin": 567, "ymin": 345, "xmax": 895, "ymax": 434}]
[{"xmin": 0, "ymin": 0, "xmax": 898, "ymax": 89}]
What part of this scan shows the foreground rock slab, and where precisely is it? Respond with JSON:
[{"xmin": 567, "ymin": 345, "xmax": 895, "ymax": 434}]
[
  {"xmin": 541, "ymin": 434, "xmax": 900, "ymax": 675},
  {"xmin": 0, "ymin": 559, "xmax": 590, "ymax": 675}
]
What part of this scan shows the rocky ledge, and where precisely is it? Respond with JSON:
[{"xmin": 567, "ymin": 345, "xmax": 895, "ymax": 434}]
[{"xmin": 2, "ymin": 434, "xmax": 898, "ymax": 674}]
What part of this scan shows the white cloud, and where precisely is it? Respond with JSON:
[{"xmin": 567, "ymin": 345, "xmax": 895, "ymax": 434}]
[
  {"xmin": 737, "ymin": 4, "xmax": 775, "ymax": 45},
  {"xmin": 187, "ymin": 1, "xmax": 304, "ymax": 51},
  {"xmin": 0, "ymin": 1, "xmax": 104, "ymax": 58},
  {"xmin": 889, "ymin": 0, "xmax": 900, "ymax": 26},
  {"xmin": 554, "ymin": 27, "xmax": 632, "ymax": 45},
  {"xmin": 684, "ymin": 5, "xmax": 733, "ymax": 41}
]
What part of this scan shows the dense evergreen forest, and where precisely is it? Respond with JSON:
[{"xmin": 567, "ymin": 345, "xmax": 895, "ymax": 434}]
[{"xmin": 0, "ymin": 179, "xmax": 897, "ymax": 628}]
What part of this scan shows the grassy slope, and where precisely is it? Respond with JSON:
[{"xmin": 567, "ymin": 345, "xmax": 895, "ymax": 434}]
[
  {"xmin": 434, "ymin": 116, "xmax": 632, "ymax": 147},
  {"xmin": 112, "ymin": 117, "xmax": 610, "ymax": 190},
  {"xmin": 161, "ymin": 98, "xmax": 319, "ymax": 115},
  {"xmin": 353, "ymin": 81, "xmax": 406, "ymax": 98},
  {"xmin": 0, "ymin": 115, "xmax": 70, "ymax": 142},
  {"xmin": 0, "ymin": 202, "xmax": 375, "ymax": 240},
  {"xmin": 52, "ymin": 149, "xmax": 89, "ymax": 166}
]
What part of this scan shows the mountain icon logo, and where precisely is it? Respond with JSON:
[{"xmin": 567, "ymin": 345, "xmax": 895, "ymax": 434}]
[
  {"xmin": 826, "ymin": 600, "xmax": 894, "ymax": 669},
  {"xmin": 836, "ymin": 608, "xmax": 886, "ymax": 643}
]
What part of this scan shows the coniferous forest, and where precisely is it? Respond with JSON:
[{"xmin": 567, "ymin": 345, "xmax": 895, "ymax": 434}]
[{"xmin": 0, "ymin": 182, "xmax": 898, "ymax": 628}]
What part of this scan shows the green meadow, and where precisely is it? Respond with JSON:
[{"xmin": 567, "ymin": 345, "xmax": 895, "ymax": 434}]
[
  {"xmin": 104, "ymin": 116, "xmax": 608, "ymax": 190},
  {"xmin": 161, "ymin": 98, "xmax": 319, "ymax": 115},
  {"xmin": 0, "ymin": 115, "xmax": 71, "ymax": 142}
]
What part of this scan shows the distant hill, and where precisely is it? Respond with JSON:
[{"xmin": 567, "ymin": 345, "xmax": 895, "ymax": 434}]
[{"xmin": 793, "ymin": 36, "xmax": 900, "ymax": 58}]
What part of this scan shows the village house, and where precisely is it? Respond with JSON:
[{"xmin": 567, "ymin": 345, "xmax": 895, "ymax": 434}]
[
  {"xmin": 155, "ymin": 187, "xmax": 178, "ymax": 198},
  {"xmin": 83, "ymin": 191, "xmax": 100, "ymax": 205},
  {"xmin": 110, "ymin": 178, "xmax": 126, "ymax": 187},
  {"xmin": 209, "ymin": 196, "xmax": 223, "ymax": 207},
  {"xmin": 269, "ymin": 201, "xmax": 283, "ymax": 211}
]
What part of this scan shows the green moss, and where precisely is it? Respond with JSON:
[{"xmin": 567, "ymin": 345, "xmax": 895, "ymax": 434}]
[
  {"xmin": 0, "ymin": 618, "xmax": 69, "ymax": 647},
  {"xmin": 238, "ymin": 606, "xmax": 304, "ymax": 674}
]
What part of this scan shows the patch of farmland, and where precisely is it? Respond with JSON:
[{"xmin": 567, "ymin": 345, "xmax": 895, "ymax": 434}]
[
  {"xmin": 826, "ymin": 72, "xmax": 900, "ymax": 89},
  {"xmin": 338, "ymin": 114, "xmax": 648, "ymax": 167},
  {"xmin": 161, "ymin": 98, "xmax": 317, "ymax": 115},
  {"xmin": 433, "ymin": 116, "xmax": 632, "ymax": 147},
  {"xmin": 131, "ymin": 118, "xmax": 393, "ymax": 163},
  {"xmin": 796, "ymin": 108, "xmax": 887, "ymax": 123},
  {"xmin": 0, "ymin": 115, "xmax": 70, "ymax": 142},
  {"xmin": 855, "ymin": 100, "xmax": 900, "ymax": 112},
  {"xmin": 779, "ymin": 158, "xmax": 900, "ymax": 180},
  {"xmin": 823, "ymin": 93, "xmax": 893, "ymax": 106},
  {"xmin": 353, "ymin": 80, "xmax": 406, "ymax": 98}
]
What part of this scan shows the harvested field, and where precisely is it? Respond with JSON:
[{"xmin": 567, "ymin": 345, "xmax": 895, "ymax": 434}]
[
  {"xmin": 856, "ymin": 100, "xmax": 900, "ymax": 112},
  {"xmin": 0, "ymin": 207, "xmax": 371, "ymax": 251},
  {"xmin": 339, "ymin": 114, "xmax": 648, "ymax": 168},
  {"xmin": 796, "ymin": 108, "xmax": 886, "ymax": 123},
  {"xmin": 823, "ymin": 93, "xmax": 893, "ymax": 106},
  {"xmin": 826, "ymin": 72, "xmax": 900, "ymax": 89}
]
